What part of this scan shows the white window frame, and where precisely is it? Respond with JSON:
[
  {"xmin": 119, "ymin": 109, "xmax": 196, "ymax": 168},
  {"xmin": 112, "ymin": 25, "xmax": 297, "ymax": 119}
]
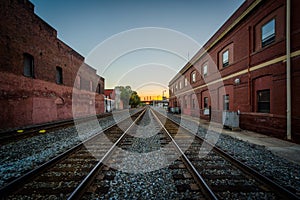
[
  {"xmin": 262, "ymin": 18, "xmax": 275, "ymax": 47},
  {"xmin": 203, "ymin": 65, "xmax": 208, "ymax": 77},
  {"xmin": 222, "ymin": 50, "xmax": 229, "ymax": 67},
  {"xmin": 191, "ymin": 71, "xmax": 196, "ymax": 83}
]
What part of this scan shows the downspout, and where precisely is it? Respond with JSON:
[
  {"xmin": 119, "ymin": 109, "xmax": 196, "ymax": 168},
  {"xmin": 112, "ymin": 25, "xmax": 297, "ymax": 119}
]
[
  {"xmin": 248, "ymin": 26, "xmax": 252, "ymax": 109},
  {"xmin": 286, "ymin": 0, "xmax": 291, "ymax": 140}
]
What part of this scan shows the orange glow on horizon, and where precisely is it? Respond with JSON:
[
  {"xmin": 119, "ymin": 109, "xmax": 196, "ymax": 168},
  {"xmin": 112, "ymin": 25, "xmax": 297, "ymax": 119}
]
[
  {"xmin": 138, "ymin": 91, "xmax": 169, "ymax": 101},
  {"xmin": 134, "ymin": 83, "xmax": 169, "ymax": 101}
]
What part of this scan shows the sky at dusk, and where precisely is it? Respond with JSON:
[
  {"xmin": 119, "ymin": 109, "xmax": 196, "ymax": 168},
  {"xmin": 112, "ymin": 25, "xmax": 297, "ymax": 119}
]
[{"xmin": 30, "ymin": 0, "xmax": 245, "ymax": 98}]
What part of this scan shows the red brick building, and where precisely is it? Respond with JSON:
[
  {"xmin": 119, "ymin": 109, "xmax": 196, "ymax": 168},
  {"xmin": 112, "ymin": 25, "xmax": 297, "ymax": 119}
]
[
  {"xmin": 104, "ymin": 89, "xmax": 115, "ymax": 100},
  {"xmin": 169, "ymin": 0, "xmax": 300, "ymax": 142},
  {"xmin": 104, "ymin": 89, "xmax": 125, "ymax": 110},
  {"xmin": 0, "ymin": 0, "xmax": 105, "ymax": 129}
]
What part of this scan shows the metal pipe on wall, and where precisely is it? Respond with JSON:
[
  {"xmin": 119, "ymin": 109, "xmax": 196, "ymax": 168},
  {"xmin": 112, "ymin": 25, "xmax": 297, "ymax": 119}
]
[
  {"xmin": 248, "ymin": 26, "xmax": 252, "ymax": 110},
  {"xmin": 286, "ymin": 0, "xmax": 291, "ymax": 140}
]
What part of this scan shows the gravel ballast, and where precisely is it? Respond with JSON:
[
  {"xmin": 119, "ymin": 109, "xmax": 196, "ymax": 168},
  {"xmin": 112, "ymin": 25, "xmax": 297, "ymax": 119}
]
[
  {"xmin": 0, "ymin": 109, "xmax": 141, "ymax": 188},
  {"xmin": 1, "ymin": 107, "xmax": 299, "ymax": 198},
  {"xmin": 153, "ymin": 107, "xmax": 300, "ymax": 196}
]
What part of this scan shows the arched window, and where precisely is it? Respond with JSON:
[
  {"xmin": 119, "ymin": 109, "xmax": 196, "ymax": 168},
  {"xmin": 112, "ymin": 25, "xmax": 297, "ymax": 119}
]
[{"xmin": 191, "ymin": 71, "xmax": 196, "ymax": 83}]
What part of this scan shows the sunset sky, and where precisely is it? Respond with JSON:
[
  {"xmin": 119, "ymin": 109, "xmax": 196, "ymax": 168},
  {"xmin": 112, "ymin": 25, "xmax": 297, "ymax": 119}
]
[{"xmin": 30, "ymin": 0, "xmax": 245, "ymax": 98}]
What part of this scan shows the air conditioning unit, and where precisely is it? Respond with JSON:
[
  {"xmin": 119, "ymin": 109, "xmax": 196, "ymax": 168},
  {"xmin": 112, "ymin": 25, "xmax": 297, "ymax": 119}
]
[{"xmin": 222, "ymin": 111, "xmax": 240, "ymax": 131}]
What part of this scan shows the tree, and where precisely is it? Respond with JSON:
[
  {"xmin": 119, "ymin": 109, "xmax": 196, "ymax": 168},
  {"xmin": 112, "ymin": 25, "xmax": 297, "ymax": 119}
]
[
  {"xmin": 129, "ymin": 91, "xmax": 141, "ymax": 108},
  {"xmin": 120, "ymin": 86, "xmax": 131, "ymax": 107},
  {"xmin": 114, "ymin": 86, "xmax": 140, "ymax": 108}
]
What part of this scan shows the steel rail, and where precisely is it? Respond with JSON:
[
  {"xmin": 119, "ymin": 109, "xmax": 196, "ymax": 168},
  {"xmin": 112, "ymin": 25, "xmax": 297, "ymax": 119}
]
[
  {"xmin": 0, "ymin": 108, "xmax": 145, "ymax": 198},
  {"xmin": 153, "ymin": 109, "xmax": 300, "ymax": 200},
  {"xmin": 0, "ymin": 112, "xmax": 114, "ymax": 144},
  {"xmin": 0, "ymin": 109, "xmax": 135, "ymax": 145},
  {"xmin": 67, "ymin": 108, "xmax": 147, "ymax": 199},
  {"xmin": 150, "ymin": 108, "xmax": 218, "ymax": 200}
]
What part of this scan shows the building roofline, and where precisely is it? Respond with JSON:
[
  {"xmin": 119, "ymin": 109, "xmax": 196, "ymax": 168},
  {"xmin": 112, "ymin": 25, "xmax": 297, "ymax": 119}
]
[{"xmin": 169, "ymin": 0, "xmax": 262, "ymax": 85}]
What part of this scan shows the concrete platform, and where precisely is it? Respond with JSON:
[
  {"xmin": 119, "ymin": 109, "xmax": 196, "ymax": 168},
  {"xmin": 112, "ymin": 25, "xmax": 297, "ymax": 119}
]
[{"xmin": 178, "ymin": 114, "xmax": 300, "ymax": 165}]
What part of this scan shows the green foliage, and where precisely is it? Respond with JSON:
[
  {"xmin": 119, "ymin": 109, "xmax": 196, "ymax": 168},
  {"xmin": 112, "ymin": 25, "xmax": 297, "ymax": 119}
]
[
  {"xmin": 114, "ymin": 86, "xmax": 141, "ymax": 108},
  {"xmin": 129, "ymin": 91, "xmax": 141, "ymax": 108}
]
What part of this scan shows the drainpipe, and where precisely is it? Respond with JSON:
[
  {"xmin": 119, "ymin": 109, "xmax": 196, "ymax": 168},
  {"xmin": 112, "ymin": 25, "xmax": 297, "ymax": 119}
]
[
  {"xmin": 248, "ymin": 26, "xmax": 252, "ymax": 109},
  {"xmin": 286, "ymin": 0, "xmax": 291, "ymax": 140}
]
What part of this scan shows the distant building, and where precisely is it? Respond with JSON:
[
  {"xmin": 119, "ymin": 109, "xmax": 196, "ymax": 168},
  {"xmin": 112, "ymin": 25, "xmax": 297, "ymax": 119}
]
[
  {"xmin": 0, "ymin": 0, "xmax": 105, "ymax": 129},
  {"xmin": 169, "ymin": 0, "xmax": 300, "ymax": 142},
  {"xmin": 104, "ymin": 89, "xmax": 114, "ymax": 112},
  {"xmin": 104, "ymin": 89, "xmax": 123, "ymax": 110}
]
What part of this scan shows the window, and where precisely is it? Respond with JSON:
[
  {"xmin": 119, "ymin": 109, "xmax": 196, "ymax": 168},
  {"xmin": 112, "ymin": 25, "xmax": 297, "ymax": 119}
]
[
  {"xmin": 203, "ymin": 64, "xmax": 208, "ymax": 77},
  {"xmin": 257, "ymin": 90, "xmax": 270, "ymax": 113},
  {"xmin": 89, "ymin": 81, "xmax": 93, "ymax": 91},
  {"xmin": 204, "ymin": 97, "xmax": 208, "ymax": 109},
  {"xmin": 262, "ymin": 19, "xmax": 275, "ymax": 47},
  {"xmin": 191, "ymin": 71, "xmax": 196, "ymax": 83},
  {"xmin": 179, "ymin": 81, "xmax": 182, "ymax": 89},
  {"xmin": 80, "ymin": 77, "xmax": 84, "ymax": 89},
  {"xmin": 219, "ymin": 44, "xmax": 233, "ymax": 68},
  {"xmin": 184, "ymin": 96, "xmax": 187, "ymax": 108},
  {"xmin": 223, "ymin": 94, "xmax": 229, "ymax": 111},
  {"xmin": 184, "ymin": 78, "xmax": 188, "ymax": 87},
  {"xmin": 222, "ymin": 50, "xmax": 229, "ymax": 67},
  {"xmin": 203, "ymin": 97, "xmax": 210, "ymax": 115},
  {"xmin": 76, "ymin": 76, "xmax": 81, "ymax": 89},
  {"xmin": 23, "ymin": 53, "xmax": 34, "ymax": 77},
  {"xmin": 97, "ymin": 84, "xmax": 102, "ymax": 94},
  {"xmin": 56, "ymin": 66, "xmax": 63, "ymax": 84},
  {"xmin": 192, "ymin": 98, "xmax": 195, "ymax": 109}
]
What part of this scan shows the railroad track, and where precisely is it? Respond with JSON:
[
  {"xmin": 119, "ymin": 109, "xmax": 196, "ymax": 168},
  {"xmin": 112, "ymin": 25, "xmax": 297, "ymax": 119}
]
[
  {"xmin": 68, "ymin": 107, "xmax": 212, "ymax": 199},
  {"xmin": 0, "ymin": 106, "xmax": 217, "ymax": 199},
  {"xmin": 152, "ymin": 108, "xmax": 300, "ymax": 199},
  {"xmin": 2, "ymin": 106, "xmax": 298, "ymax": 199},
  {"xmin": 0, "ymin": 112, "xmax": 112, "ymax": 145},
  {"xmin": 0, "ymin": 108, "xmax": 146, "ymax": 199}
]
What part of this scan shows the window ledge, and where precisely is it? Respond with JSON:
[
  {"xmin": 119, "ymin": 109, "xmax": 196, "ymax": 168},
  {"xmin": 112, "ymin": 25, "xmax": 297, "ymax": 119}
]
[
  {"xmin": 241, "ymin": 112, "xmax": 285, "ymax": 119},
  {"xmin": 252, "ymin": 38, "xmax": 284, "ymax": 56}
]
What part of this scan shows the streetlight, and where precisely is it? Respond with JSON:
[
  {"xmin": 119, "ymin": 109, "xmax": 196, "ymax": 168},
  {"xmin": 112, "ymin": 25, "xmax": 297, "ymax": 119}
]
[{"xmin": 162, "ymin": 90, "xmax": 166, "ymax": 100}]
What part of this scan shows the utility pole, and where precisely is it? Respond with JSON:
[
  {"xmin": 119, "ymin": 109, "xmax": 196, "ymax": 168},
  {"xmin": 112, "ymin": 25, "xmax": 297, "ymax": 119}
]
[{"xmin": 162, "ymin": 90, "xmax": 166, "ymax": 100}]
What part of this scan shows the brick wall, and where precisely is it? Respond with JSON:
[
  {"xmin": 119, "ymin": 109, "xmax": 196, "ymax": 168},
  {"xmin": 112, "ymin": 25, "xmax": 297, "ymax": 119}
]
[
  {"xmin": 169, "ymin": 0, "xmax": 300, "ymax": 141},
  {"xmin": 0, "ymin": 0, "xmax": 105, "ymax": 129}
]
